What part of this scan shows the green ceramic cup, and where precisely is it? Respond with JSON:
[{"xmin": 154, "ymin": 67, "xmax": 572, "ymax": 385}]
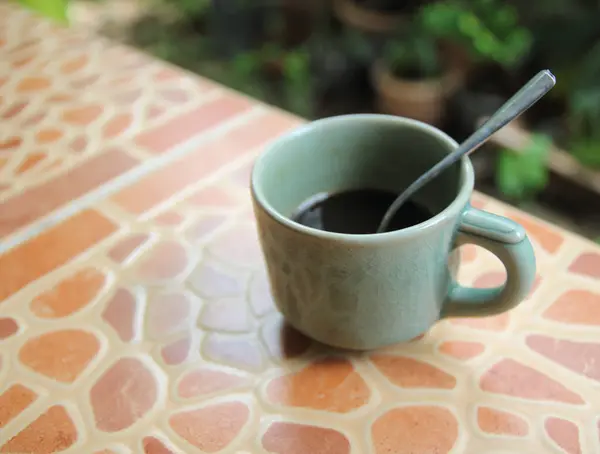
[{"xmin": 251, "ymin": 114, "xmax": 536, "ymax": 350}]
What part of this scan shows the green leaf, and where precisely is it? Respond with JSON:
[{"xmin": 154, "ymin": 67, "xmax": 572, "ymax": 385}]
[{"xmin": 19, "ymin": 0, "xmax": 69, "ymax": 23}]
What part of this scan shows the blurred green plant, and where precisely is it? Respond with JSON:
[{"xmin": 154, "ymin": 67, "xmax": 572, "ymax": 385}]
[
  {"xmin": 495, "ymin": 133, "xmax": 552, "ymax": 200},
  {"xmin": 421, "ymin": 0, "xmax": 532, "ymax": 69},
  {"xmin": 18, "ymin": 0, "xmax": 69, "ymax": 24},
  {"xmin": 384, "ymin": 30, "xmax": 441, "ymax": 79}
]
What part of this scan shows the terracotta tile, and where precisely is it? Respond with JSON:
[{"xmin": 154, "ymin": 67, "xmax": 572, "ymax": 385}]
[
  {"xmin": 112, "ymin": 119, "xmax": 273, "ymax": 214},
  {"xmin": 17, "ymin": 76, "xmax": 51, "ymax": 92},
  {"xmin": 199, "ymin": 298, "xmax": 252, "ymax": 333},
  {"xmin": 16, "ymin": 152, "xmax": 46, "ymax": 174},
  {"xmin": 152, "ymin": 211, "xmax": 184, "ymax": 226},
  {"xmin": 266, "ymin": 358, "xmax": 370, "ymax": 412},
  {"xmin": 509, "ymin": 213, "xmax": 565, "ymax": 254},
  {"xmin": 545, "ymin": 418, "xmax": 581, "ymax": 454},
  {"xmin": 134, "ymin": 95, "xmax": 252, "ymax": 154},
  {"xmin": 0, "ymin": 136, "xmax": 22, "ymax": 150},
  {"xmin": 177, "ymin": 368, "xmax": 249, "ymax": 399},
  {"xmin": 188, "ymin": 262, "xmax": 243, "ymax": 299},
  {"xmin": 527, "ymin": 335, "xmax": 600, "ymax": 382},
  {"xmin": 19, "ymin": 329, "xmax": 100, "ymax": 383},
  {"xmin": 262, "ymin": 422, "xmax": 350, "ymax": 454},
  {"xmin": 2, "ymin": 101, "xmax": 28, "ymax": 119},
  {"xmin": 135, "ymin": 241, "xmax": 189, "ymax": 282},
  {"xmin": 62, "ymin": 104, "xmax": 103, "ymax": 125},
  {"xmin": 439, "ymin": 341, "xmax": 485, "ymax": 361},
  {"xmin": 159, "ymin": 88, "xmax": 190, "ymax": 103},
  {"xmin": 477, "ymin": 407, "xmax": 528, "ymax": 436},
  {"xmin": 30, "ymin": 268, "xmax": 106, "ymax": 318},
  {"xmin": 102, "ymin": 113, "xmax": 133, "ymax": 139},
  {"xmin": 0, "ymin": 317, "xmax": 19, "ymax": 339},
  {"xmin": 184, "ymin": 214, "xmax": 228, "ymax": 243},
  {"xmin": 0, "ymin": 406, "xmax": 77, "ymax": 453},
  {"xmin": 146, "ymin": 292, "xmax": 193, "ymax": 340},
  {"xmin": 185, "ymin": 184, "xmax": 239, "ymax": 208},
  {"xmin": 169, "ymin": 402, "xmax": 249, "ymax": 452},
  {"xmin": 371, "ymin": 355, "xmax": 456, "ymax": 389},
  {"xmin": 90, "ymin": 358, "xmax": 158, "ymax": 432},
  {"xmin": 161, "ymin": 336, "xmax": 192, "ymax": 365},
  {"xmin": 460, "ymin": 244, "xmax": 478, "ymax": 263},
  {"xmin": 35, "ymin": 128, "xmax": 63, "ymax": 144},
  {"xmin": 203, "ymin": 333, "xmax": 265, "ymax": 372},
  {"xmin": 543, "ymin": 289, "xmax": 600, "ymax": 325},
  {"xmin": 480, "ymin": 359, "xmax": 584, "ymax": 404},
  {"xmin": 102, "ymin": 288, "xmax": 138, "ymax": 342},
  {"xmin": 143, "ymin": 437, "xmax": 176, "ymax": 454},
  {"xmin": 70, "ymin": 135, "xmax": 88, "ymax": 153},
  {"xmin": 0, "ymin": 384, "xmax": 37, "ymax": 428},
  {"xmin": 569, "ymin": 252, "xmax": 600, "ymax": 279},
  {"xmin": 371, "ymin": 406, "xmax": 458, "ymax": 454},
  {"xmin": 0, "ymin": 148, "xmax": 136, "ymax": 238},
  {"xmin": 61, "ymin": 55, "xmax": 88, "ymax": 74},
  {"xmin": 0, "ymin": 210, "xmax": 116, "ymax": 301},
  {"xmin": 108, "ymin": 234, "xmax": 149, "ymax": 263}
]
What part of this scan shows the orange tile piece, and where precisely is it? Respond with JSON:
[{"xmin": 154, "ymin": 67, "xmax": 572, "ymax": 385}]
[
  {"xmin": 16, "ymin": 152, "xmax": 46, "ymax": 174},
  {"xmin": 371, "ymin": 406, "xmax": 459, "ymax": 454},
  {"xmin": 152, "ymin": 211, "xmax": 184, "ymax": 226},
  {"xmin": 527, "ymin": 335, "xmax": 600, "ymax": 382},
  {"xmin": 0, "ymin": 210, "xmax": 117, "ymax": 302},
  {"xmin": 0, "ymin": 148, "xmax": 136, "ymax": 238},
  {"xmin": 161, "ymin": 335, "xmax": 192, "ymax": 365},
  {"xmin": 186, "ymin": 184, "xmax": 239, "ymax": 208},
  {"xmin": 0, "ymin": 136, "xmax": 22, "ymax": 150},
  {"xmin": 62, "ymin": 104, "xmax": 103, "ymax": 125},
  {"xmin": 480, "ymin": 359, "xmax": 584, "ymax": 404},
  {"xmin": 262, "ymin": 422, "xmax": 351, "ymax": 454},
  {"xmin": 510, "ymin": 213, "xmax": 564, "ymax": 254},
  {"xmin": 266, "ymin": 358, "xmax": 370, "ymax": 412},
  {"xmin": 371, "ymin": 355, "xmax": 456, "ymax": 389},
  {"xmin": 19, "ymin": 329, "xmax": 100, "ymax": 382},
  {"xmin": 543, "ymin": 289, "xmax": 600, "ymax": 325},
  {"xmin": 2, "ymin": 101, "xmax": 28, "ymax": 119},
  {"xmin": 460, "ymin": 244, "xmax": 478, "ymax": 263},
  {"xmin": 90, "ymin": 357, "xmax": 158, "ymax": 432},
  {"xmin": 439, "ymin": 341, "xmax": 485, "ymax": 360},
  {"xmin": 108, "ymin": 233, "xmax": 149, "ymax": 263},
  {"xmin": 184, "ymin": 214, "xmax": 228, "ymax": 243},
  {"xmin": 0, "ymin": 384, "xmax": 37, "ymax": 428},
  {"xmin": 545, "ymin": 417, "xmax": 581, "ymax": 454},
  {"xmin": 102, "ymin": 113, "xmax": 133, "ymax": 139},
  {"xmin": 177, "ymin": 368, "xmax": 249, "ymax": 399},
  {"xmin": 134, "ymin": 95, "xmax": 252, "ymax": 153},
  {"xmin": 30, "ymin": 268, "xmax": 106, "ymax": 318},
  {"xmin": 0, "ymin": 406, "xmax": 77, "ymax": 453},
  {"xmin": 102, "ymin": 288, "xmax": 138, "ymax": 342},
  {"xmin": 61, "ymin": 55, "xmax": 88, "ymax": 73},
  {"xmin": 17, "ymin": 76, "xmax": 51, "ymax": 92},
  {"xmin": 135, "ymin": 241, "xmax": 189, "ymax": 282},
  {"xmin": 0, "ymin": 317, "xmax": 19, "ymax": 339},
  {"xmin": 477, "ymin": 406, "xmax": 529, "ymax": 436},
  {"xmin": 35, "ymin": 128, "xmax": 63, "ymax": 144},
  {"xmin": 143, "ymin": 437, "xmax": 176, "ymax": 454},
  {"xmin": 169, "ymin": 401, "xmax": 249, "ymax": 452},
  {"xmin": 569, "ymin": 252, "xmax": 600, "ymax": 279}
]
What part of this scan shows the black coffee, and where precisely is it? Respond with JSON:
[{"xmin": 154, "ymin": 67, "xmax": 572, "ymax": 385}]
[{"xmin": 291, "ymin": 188, "xmax": 433, "ymax": 234}]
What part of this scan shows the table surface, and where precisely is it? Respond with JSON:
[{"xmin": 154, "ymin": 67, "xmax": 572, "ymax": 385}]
[{"xmin": 2, "ymin": 4, "xmax": 600, "ymax": 454}]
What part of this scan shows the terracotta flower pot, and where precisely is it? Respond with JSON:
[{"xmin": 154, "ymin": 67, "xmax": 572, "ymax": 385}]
[
  {"xmin": 333, "ymin": 0, "xmax": 408, "ymax": 34},
  {"xmin": 371, "ymin": 60, "xmax": 463, "ymax": 126}
]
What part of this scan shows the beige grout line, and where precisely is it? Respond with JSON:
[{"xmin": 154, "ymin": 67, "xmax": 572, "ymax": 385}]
[{"xmin": 0, "ymin": 107, "xmax": 265, "ymax": 255}]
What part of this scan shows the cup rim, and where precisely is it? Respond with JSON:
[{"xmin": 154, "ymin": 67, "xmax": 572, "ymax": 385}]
[{"xmin": 251, "ymin": 114, "xmax": 474, "ymax": 244}]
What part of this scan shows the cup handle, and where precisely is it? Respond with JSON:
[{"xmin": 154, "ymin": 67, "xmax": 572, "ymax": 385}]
[{"xmin": 441, "ymin": 204, "xmax": 536, "ymax": 318}]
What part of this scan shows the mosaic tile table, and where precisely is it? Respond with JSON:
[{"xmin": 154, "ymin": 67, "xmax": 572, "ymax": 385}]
[{"xmin": 2, "ymin": 4, "xmax": 600, "ymax": 454}]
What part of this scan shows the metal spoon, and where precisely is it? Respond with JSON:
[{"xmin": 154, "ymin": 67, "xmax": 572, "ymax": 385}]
[{"xmin": 376, "ymin": 69, "xmax": 556, "ymax": 234}]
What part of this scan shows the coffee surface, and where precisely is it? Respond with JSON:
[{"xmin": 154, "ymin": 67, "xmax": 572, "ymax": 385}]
[{"xmin": 291, "ymin": 188, "xmax": 433, "ymax": 234}]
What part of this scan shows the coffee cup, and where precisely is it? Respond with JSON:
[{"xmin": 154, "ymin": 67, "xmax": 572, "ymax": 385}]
[{"xmin": 251, "ymin": 114, "xmax": 536, "ymax": 350}]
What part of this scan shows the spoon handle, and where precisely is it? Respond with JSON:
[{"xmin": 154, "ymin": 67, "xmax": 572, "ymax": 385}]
[{"xmin": 376, "ymin": 69, "xmax": 556, "ymax": 233}]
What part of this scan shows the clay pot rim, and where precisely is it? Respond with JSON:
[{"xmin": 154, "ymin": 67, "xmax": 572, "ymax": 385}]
[
  {"xmin": 333, "ymin": 0, "xmax": 408, "ymax": 34},
  {"xmin": 371, "ymin": 60, "xmax": 463, "ymax": 101}
]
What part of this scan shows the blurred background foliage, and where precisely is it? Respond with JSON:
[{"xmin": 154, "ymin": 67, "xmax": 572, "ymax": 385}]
[{"xmin": 18, "ymin": 0, "xmax": 600, "ymax": 240}]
